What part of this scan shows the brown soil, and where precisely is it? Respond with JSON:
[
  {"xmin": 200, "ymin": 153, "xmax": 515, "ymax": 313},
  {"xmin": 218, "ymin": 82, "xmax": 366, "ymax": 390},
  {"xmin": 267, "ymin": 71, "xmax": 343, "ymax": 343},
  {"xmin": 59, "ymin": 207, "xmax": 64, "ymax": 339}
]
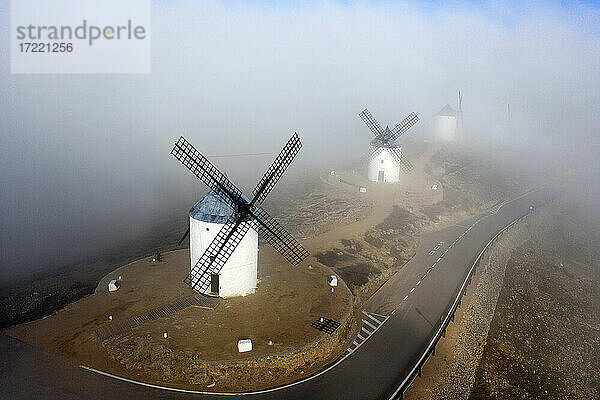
[{"xmin": 5, "ymin": 243, "xmax": 356, "ymax": 391}]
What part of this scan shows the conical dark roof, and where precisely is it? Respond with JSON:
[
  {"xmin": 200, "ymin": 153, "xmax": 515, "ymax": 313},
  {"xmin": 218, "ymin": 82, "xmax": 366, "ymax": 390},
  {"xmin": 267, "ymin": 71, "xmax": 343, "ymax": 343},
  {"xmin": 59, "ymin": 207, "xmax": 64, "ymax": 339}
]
[
  {"xmin": 189, "ymin": 190, "xmax": 234, "ymax": 224},
  {"xmin": 370, "ymin": 126, "xmax": 400, "ymax": 147}
]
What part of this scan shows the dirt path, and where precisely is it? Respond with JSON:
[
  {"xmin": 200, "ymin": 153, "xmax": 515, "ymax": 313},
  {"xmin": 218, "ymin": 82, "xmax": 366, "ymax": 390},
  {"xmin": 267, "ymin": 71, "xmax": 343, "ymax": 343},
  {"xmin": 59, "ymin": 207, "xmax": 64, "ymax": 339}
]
[{"xmin": 304, "ymin": 141, "xmax": 443, "ymax": 256}]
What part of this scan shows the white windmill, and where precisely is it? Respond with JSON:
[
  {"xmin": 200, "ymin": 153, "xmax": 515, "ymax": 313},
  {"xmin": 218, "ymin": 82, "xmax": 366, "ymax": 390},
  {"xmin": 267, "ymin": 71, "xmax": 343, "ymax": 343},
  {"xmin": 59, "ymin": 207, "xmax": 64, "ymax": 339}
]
[
  {"xmin": 434, "ymin": 103, "xmax": 457, "ymax": 141},
  {"xmin": 359, "ymin": 109, "xmax": 420, "ymax": 183},
  {"xmin": 172, "ymin": 134, "xmax": 309, "ymax": 297}
]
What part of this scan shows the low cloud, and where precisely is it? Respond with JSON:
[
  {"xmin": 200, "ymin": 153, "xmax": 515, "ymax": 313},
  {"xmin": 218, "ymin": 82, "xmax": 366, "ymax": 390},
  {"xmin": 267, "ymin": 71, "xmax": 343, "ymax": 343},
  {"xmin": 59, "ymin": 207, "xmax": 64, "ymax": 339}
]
[{"xmin": 1, "ymin": 0, "xmax": 598, "ymax": 281}]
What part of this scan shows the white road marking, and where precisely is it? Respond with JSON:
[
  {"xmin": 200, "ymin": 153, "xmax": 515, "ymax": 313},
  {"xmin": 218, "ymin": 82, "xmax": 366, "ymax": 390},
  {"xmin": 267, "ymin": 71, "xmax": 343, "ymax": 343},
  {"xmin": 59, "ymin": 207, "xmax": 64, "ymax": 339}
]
[
  {"xmin": 437, "ymin": 257, "xmax": 441, "ymax": 262},
  {"xmin": 427, "ymin": 268, "xmax": 431, "ymax": 273},
  {"xmin": 410, "ymin": 287, "xmax": 415, "ymax": 293},
  {"xmin": 403, "ymin": 295, "xmax": 409, "ymax": 301},
  {"xmin": 362, "ymin": 319, "xmax": 378, "ymax": 331},
  {"xmin": 365, "ymin": 311, "xmax": 388, "ymax": 319},
  {"xmin": 344, "ymin": 311, "xmax": 392, "ymax": 360},
  {"xmin": 422, "ymin": 274, "xmax": 426, "ymax": 280},
  {"xmin": 416, "ymin": 280, "xmax": 421, "ymax": 286}
]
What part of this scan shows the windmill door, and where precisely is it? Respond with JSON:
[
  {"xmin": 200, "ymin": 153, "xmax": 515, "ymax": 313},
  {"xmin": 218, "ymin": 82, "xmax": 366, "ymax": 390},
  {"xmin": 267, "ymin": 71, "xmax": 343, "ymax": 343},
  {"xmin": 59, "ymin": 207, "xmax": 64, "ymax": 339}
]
[
  {"xmin": 210, "ymin": 274, "xmax": 219, "ymax": 295},
  {"xmin": 378, "ymin": 170, "xmax": 385, "ymax": 182}
]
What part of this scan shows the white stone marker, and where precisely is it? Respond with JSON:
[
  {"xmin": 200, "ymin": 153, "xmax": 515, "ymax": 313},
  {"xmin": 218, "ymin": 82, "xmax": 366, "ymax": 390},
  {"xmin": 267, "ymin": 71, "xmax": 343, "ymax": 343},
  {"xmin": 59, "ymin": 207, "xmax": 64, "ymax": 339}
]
[
  {"xmin": 108, "ymin": 279, "xmax": 120, "ymax": 292},
  {"xmin": 237, "ymin": 339, "xmax": 253, "ymax": 353},
  {"xmin": 328, "ymin": 275, "xmax": 338, "ymax": 287}
]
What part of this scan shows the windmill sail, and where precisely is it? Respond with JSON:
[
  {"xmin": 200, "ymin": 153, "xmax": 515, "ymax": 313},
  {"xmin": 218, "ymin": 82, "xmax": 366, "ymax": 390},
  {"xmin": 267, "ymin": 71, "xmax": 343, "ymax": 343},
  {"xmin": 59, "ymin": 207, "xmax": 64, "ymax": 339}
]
[
  {"xmin": 172, "ymin": 133, "xmax": 309, "ymax": 293},
  {"xmin": 389, "ymin": 112, "xmax": 419, "ymax": 142},
  {"xmin": 359, "ymin": 109, "xmax": 385, "ymax": 137},
  {"xmin": 171, "ymin": 136, "xmax": 245, "ymax": 209},
  {"xmin": 251, "ymin": 133, "xmax": 302, "ymax": 205},
  {"xmin": 360, "ymin": 109, "xmax": 420, "ymax": 175},
  {"xmin": 252, "ymin": 206, "xmax": 309, "ymax": 265}
]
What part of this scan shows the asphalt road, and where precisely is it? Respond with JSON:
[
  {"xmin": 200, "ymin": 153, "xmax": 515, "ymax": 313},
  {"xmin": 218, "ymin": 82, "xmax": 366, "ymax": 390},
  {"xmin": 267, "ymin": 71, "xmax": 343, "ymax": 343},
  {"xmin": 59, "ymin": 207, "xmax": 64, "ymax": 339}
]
[{"xmin": 0, "ymin": 188, "xmax": 550, "ymax": 400}]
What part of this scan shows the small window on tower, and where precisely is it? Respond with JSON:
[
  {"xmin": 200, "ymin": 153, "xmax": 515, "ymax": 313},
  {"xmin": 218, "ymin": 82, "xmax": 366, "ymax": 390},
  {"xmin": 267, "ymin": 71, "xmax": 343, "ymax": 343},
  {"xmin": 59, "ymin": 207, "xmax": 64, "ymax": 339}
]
[{"xmin": 381, "ymin": 159, "xmax": 384, "ymax": 164}]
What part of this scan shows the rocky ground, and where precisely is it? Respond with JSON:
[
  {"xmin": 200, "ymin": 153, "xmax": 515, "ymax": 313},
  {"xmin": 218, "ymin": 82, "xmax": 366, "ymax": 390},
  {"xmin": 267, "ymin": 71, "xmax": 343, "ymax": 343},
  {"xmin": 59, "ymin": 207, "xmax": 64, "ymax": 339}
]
[
  {"xmin": 263, "ymin": 170, "xmax": 375, "ymax": 240},
  {"xmin": 314, "ymin": 205, "xmax": 424, "ymax": 303},
  {"xmin": 423, "ymin": 144, "xmax": 527, "ymax": 222},
  {"xmin": 469, "ymin": 197, "xmax": 600, "ymax": 400}
]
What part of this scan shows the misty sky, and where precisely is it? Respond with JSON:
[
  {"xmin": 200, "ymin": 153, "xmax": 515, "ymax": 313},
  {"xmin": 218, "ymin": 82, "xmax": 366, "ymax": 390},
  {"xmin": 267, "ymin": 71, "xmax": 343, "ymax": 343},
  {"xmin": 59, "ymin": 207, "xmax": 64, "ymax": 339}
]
[{"xmin": 1, "ymin": 1, "xmax": 599, "ymax": 282}]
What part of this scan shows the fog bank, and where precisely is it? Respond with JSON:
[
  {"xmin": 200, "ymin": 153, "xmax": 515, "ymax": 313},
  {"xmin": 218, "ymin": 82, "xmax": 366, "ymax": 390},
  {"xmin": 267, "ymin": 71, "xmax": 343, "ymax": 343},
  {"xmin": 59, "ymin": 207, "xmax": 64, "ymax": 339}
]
[{"xmin": 1, "ymin": 0, "xmax": 599, "ymax": 282}]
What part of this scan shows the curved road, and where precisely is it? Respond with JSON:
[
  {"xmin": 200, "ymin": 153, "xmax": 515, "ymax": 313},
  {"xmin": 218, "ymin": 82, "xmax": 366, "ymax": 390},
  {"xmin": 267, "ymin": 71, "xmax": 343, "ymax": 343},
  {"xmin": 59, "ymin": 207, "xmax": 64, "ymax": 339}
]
[{"xmin": 0, "ymin": 188, "xmax": 550, "ymax": 400}]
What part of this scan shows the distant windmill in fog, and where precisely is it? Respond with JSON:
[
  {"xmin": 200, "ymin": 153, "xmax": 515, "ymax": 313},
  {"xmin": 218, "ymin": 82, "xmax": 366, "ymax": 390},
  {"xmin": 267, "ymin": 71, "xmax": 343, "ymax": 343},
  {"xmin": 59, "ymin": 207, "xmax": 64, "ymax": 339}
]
[
  {"xmin": 359, "ymin": 109, "xmax": 419, "ymax": 184},
  {"xmin": 434, "ymin": 90, "xmax": 464, "ymax": 142},
  {"xmin": 434, "ymin": 103, "xmax": 457, "ymax": 142}
]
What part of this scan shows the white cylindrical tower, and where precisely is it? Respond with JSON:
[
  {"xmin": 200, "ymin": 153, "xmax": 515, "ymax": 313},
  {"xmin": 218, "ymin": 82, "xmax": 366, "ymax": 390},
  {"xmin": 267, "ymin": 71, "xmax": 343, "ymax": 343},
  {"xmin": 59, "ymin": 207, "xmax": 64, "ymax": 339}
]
[
  {"xmin": 434, "ymin": 104, "xmax": 457, "ymax": 141},
  {"xmin": 367, "ymin": 145, "xmax": 401, "ymax": 183},
  {"xmin": 189, "ymin": 191, "xmax": 258, "ymax": 298}
]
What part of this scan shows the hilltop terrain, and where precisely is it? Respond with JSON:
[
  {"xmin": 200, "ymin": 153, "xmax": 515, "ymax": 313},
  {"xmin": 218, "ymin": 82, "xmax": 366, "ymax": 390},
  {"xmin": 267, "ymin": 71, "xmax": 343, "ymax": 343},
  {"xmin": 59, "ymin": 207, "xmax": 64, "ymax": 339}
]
[{"xmin": 2, "ymin": 140, "xmax": 541, "ymax": 391}]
